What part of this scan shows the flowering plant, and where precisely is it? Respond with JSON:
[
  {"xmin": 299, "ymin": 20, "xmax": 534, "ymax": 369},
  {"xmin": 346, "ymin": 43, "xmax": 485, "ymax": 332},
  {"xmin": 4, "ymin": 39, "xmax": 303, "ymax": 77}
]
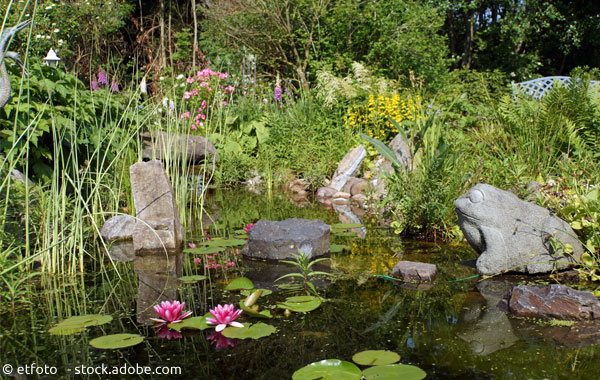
[
  {"xmin": 150, "ymin": 300, "xmax": 192, "ymax": 325},
  {"xmin": 206, "ymin": 304, "xmax": 243, "ymax": 332}
]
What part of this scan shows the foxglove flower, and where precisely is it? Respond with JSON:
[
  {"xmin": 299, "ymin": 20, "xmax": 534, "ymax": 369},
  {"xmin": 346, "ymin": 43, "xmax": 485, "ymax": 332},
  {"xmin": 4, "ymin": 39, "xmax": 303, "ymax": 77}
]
[
  {"xmin": 110, "ymin": 81, "xmax": 119, "ymax": 93},
  {"xmin": 91, "ymin": 78, "xmax": 99, "ymax": 91},
  {"xmin": 206, "ymin": 304, "xmax": 243, "ymax": 332},
  {"xmin": 274, "ymin": 75, "xmax": 282, "ymax": 102},
  {"xmin": 150, "ymin": 300, "xmax": 192, "ymax": 324},
  {"xmin": 98, "ymin": 69, "xmax": 107, "ymax": 85}
]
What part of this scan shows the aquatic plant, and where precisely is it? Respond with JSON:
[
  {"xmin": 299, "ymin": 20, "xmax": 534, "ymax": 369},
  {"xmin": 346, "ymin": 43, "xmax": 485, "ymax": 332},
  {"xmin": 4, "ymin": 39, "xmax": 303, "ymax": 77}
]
[
  {"xmin": 150, "ymin": 300, "xmax": 192, "ymax": 324},
  {"xmin": 207, "ymin": 304, "xmax": 244, "ymax": 332},
  {"xmin": 275, "ymin": 249, "xmax": 333, "ymax": 296}
]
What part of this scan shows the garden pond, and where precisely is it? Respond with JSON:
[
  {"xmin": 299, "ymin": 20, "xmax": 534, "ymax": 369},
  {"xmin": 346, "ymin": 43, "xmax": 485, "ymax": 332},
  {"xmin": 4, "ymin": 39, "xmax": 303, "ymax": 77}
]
[{"xmin": 1, "ymin": 189, "xmax": 600, "ymax": 380}]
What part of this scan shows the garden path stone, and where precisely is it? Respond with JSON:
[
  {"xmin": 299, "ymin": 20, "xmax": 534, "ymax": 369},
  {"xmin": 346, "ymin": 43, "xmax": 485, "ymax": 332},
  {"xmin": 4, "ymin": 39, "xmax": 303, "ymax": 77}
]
[
  {"xmin": 130, "ymin": 160, "xmax": 183, "ymax": 256},
  {"xmin": 244, "ymin": 218, "xmax": 330, "ymax": 261},
  {"xmin": 392, "ymin": 261, "xmax": 438, "ymax": 282},
  {"xmin": 141, "ymin": 131, "xmax": 217, "ymax": 163},
  {"xmin": 454, "ymin": 183, "xmax": 583, "ymax": 275},
  {"xmin": 329, "ymin": 145, "xmax": 366, "ymax": 190},
  {"xmin": 503, "ymin": 284, "xmax": 600, "ymax": 321}
]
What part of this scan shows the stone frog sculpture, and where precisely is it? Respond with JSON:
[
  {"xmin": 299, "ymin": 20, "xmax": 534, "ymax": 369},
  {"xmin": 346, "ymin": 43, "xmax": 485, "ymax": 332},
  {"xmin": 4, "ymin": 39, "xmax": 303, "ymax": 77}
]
[{"xmin": 454, "ymin": 183, "xmax": 583, "ymax": 275}]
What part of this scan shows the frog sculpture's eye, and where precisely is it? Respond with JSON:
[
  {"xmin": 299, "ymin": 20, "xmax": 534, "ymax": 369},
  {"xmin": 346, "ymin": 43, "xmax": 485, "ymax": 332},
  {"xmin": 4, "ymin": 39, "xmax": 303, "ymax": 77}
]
[{"xmin": 468, "ymin": 189, "xmax": 484, "ymax": 203}]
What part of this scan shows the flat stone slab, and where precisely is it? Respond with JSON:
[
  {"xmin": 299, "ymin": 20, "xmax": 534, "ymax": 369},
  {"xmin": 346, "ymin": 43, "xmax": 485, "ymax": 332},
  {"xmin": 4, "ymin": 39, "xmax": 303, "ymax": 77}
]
[
  {"xmin": 392, "ymin": 261, "xmax": 438, "ymax": 282},
  {"xmin": 244, "ymin": 218, "xmax": 330, "ymax": 261},
  {"xmin": 503, "ymin": 284, "xmax": 600, "ymax": 321},
  {"xmin": 329, "ymin": 145, "xmax": 366, "ymax": 191},
  {"xmin": 141, "ymin": 131, "xmax": 217, "ymax": 163},
  {"xmin": 455, "ymin": 183, "xmax": 583, "ymax": 275}
]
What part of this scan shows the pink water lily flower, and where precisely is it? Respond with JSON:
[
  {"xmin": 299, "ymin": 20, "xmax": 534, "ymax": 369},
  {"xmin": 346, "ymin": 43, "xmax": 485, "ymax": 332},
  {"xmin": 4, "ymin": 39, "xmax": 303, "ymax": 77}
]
[
  {"xmin": 207, "ymin": 304, "xmax": 243, "ymax": 332},
  {"xmin": 150, "ymin": 300, "xmax": 192, "ymax": 324}
]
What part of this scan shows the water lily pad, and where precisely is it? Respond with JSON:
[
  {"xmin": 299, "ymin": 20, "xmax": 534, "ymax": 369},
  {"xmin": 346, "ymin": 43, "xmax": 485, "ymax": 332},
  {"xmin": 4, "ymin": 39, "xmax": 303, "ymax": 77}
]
[
  {"xmin": 331, "ymin": 231, "xmax": 359, "ymax": 237},
  {"xmin": 225, "ymin": 277, "xmax": 254, "ymax": 291},
  {"xmin": 331, "ymin": 223, "xmax": 363, "ymax": 229},
  {"xmin": 352, "ymin": 350, "xmax": 400, "ymax": 366},
  {"xmin": 184, "ymin": 246, "xmax": 225, "ymax": 255},
  {"xmin": 330, "ymin": 244, "xmax": 350, "ymax": 253},
  {"xmin": 178, "ymin": 275, "xmax": 208, "ymax": 283},
  {"xmin": 168, "ymin": 314, "xmax": 212, "ymax": 331},
  {"xmin": 238, "ymin": 302, "xmax": 273, "ymax": 319},
  {"xmin": 199, "ymin": 239, "xmax": 247, "ymax": 247},
  {"xmin": 89, "ymin": 334, "xmax": 144, "ymax": 349},
  {"xmin": 277, "ymin": 296, "xmax": 322, "ymax": 313},
  {"xmin": 221, "ymin": 322, "xmax": 276, "ymax": 339},
  {"xmin": 49, "ymin": 314, "xmax": 113, "ymax": 335},
  {"xmin": 292, "ymin": 359, "xmax": 362, "ymax": 380},
  {"xmin": 362, "ymin": 364, "xmax": 426, "ymax": 380}
]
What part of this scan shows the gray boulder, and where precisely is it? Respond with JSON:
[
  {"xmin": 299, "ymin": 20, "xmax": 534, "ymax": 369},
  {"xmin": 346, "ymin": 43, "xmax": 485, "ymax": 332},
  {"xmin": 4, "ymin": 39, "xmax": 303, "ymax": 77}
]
[
  {"xmin": 130, "ymin": 160, "xmax": 183, "ymax": 256},
  {"xmin": 455, "ymin": 183, "xmax": 583, "ymax": 275},
  {"xmin": 503, "ymin": 284, "xmax": 600, "ymax": 321},
  {"xmin": 100, "ymin": 215, "xmax": 136, "ymax": 242},
  {"xmin": 141, "ymin": 130, "xmax": 217, "ymax": 163},
  {"xmin": 244, "ymin": 218, "xmax": 330, "ymax": 261}
]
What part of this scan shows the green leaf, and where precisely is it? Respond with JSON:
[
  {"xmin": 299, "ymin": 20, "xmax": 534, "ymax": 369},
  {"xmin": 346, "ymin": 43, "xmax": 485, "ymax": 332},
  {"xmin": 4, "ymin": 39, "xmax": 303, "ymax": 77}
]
[
  {"xmin": 49, "ymin": 314, "xmax": 113, "ymax": 335},
  {"xmin": 292, "ymin": 359, "xmax": 362, "ymax": 380},
  {"xmin": 199, "ymin": 239, "xmax": 247, "ymax": 247},
  {"xmin": 362, "ymin": 364, "xmax": 426, "ymax": 380},
  {"xmin": 168, "ymin": 314, "xmax": 211, "ymax": 331},
  {"xmin": 255, "ymin": 121, "xmax": 270, "ymax": 145},
  {"xmin": 221, "ymin": 322, "xmax": 276, "ymax": 339},
  {"xmin": 352, "ymin": 350, "xmax": 400, "ymax": 366},
  {"xmin": 225, "ymin": 277, "xmax": 255, "ymax": 291},
  {"xmin": 178, "ymin": 275, "xmax": 208, "ymax": 283},
  {"xmin": 238, "ymin": 302, "xmax": 273, "ymax": 319},
  {"xmin": 330, "ymin": 244, "xmax": 350, "ymax": 253},
  {"xmin": 332, "ymin": 232, "xmax": 358, "ymax": 237},
  {"xmin": 360, "ymin": 133, "xmax": 402, "ymax": 170},
  {"xmin": 89, "ymin": 334, "xmax": 144, "ymax": 349},
  {"xmin": 184, "ymin": 246, "xmax": 225, "ymax": 255},
  {"xmin": 331, "ymin": 223, "xmax": 364, "ymax": 229},
  {"xmin": 278, "ymin": 296, "xmax": 322, "ymax": 312}
]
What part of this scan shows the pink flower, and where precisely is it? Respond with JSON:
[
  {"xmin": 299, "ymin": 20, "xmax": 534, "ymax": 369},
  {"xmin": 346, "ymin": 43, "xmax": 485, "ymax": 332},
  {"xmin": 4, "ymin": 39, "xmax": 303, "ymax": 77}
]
[
  {"xmin": 199, "ymin": 122, "xmax": 204, "ymax": 127},
  {"xmin": 200, "ymin": 114, "xmax": 206, "ymax": 120},
  {"xmin": 183, "ymin": 92, "xmax": 191, "ymax": 100},
  {"xmin": 221, "ymin": 101, "xmax": 227, "ymax": 106},
  {"xmin": 187, "ymin": 76, "xmax": 194, "ymax": 84},
  {"xmin": 188, "ymin": 242, "xmax": 196, "ymax": 248},
  {"xmin": 243, "ymin": 224, "xmax": 254, "ymax": 234},
  {"xmin": 219, "ymin": 73, "xmax": 228, "ymax": 79},
  {"xmin": 150, "ymin": 300, "xmax": 192, "ymax": 324},
  {"xmin": 207, "ymin": 331, "xmax": 236, "ymax": 348},
  {"xmin": 192, "ymin": 89, "xmax": 198, "ymax": 96},
  {"xmin": 155, "ymin": 325, "xmax": 182, "ymax": 340},
  {"xmin": 194, "ymin": 257, "xmax": 202, "ymax": 264},
  {"xmin": 263, "ymin": 98, "xmax": 268, "ymax": 104},
  {"xmin": 191, "ymin": 124, "xmax": 197, "ymax": 130},
  {"xmin": 180, "ymin": 112, "xmax": 191, "ymax": 119},
  {"xmin": 201, "ymin": 100, "xmax": 207, "ymax": 109},
  {"xmin": 206, "ymin": 304, "xmax": 243, "ymax": 332}
]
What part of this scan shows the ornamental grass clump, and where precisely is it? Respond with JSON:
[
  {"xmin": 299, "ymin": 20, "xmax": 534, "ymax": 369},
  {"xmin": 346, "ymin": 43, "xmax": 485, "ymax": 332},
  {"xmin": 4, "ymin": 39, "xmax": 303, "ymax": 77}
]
[{"xmin": 344, "ymin": 93, "xmax": 422, "ymax": 142}]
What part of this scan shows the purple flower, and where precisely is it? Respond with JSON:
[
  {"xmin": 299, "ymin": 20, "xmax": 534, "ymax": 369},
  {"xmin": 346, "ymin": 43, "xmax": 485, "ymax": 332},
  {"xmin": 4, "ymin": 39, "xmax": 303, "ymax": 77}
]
[
  {"xmin": 91, "ymin": 78, "xmax": 99, "ymax": 91},
  {"xmin": 110, "ymin": 81, "xmax": 119, "ymax": 93},
  {"xmin": 274, "ymin": 76, "xmax": 282, "ymax": 102},
  {"xmin": 98, "ymin": 69, "xmax": 107, "ymax": 86}
]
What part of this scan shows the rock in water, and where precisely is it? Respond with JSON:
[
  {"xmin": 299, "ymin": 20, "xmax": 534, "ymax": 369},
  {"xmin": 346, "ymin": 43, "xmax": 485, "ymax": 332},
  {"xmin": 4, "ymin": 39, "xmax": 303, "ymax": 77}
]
[
  {"xmin": 504, "ymin": 285, "xmax": 600, "ymax": 321},
  {"xmin": 455, "ymin": 183, "xmax": 583, "ymax": 275},
  {"xmin": 392, "ymin": 261, "xmax": 438, "ymax": 283},
  {"xmin": 130, "ymin": 160, "xmax": 183, "ymax": 255},
  {"xmin": 244, "ymin": 218, "xmax": 330, "ymax": 261}
]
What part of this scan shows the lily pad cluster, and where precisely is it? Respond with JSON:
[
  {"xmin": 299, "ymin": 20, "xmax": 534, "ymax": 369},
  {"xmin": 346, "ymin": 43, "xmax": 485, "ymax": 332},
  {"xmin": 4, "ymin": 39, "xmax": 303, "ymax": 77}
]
[
  {"xmin": 183, "ymin": 238, "xmax": 247, "ymax": 255},
  {"xmin": 48, "ymin": 314, "xmax": 144, "ymax": 349},
  {"xmin": 292, "ymin": 350, "xmax": 426, "ymax": 380}
]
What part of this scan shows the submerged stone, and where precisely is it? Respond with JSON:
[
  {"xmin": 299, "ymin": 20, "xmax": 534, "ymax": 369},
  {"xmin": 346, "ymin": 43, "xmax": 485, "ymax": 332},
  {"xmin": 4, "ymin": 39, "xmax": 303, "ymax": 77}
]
[
  {"xmin": 504, "ymin": 284, "xmax": 600, "ymax": 321},
  {"xmin": 455, "ymin": 183, "xmax": 583, "ymax": 275},
  {"xmin": 244, "ymin": 218, "xmax": 330, "ymax": 261}
]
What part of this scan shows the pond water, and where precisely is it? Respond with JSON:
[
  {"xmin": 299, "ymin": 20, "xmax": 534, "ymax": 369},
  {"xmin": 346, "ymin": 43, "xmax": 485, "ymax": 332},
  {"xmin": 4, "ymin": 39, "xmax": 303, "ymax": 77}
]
[{"xmin": 1, "ymin": 189, "xmax": 600, "ymax": 379}]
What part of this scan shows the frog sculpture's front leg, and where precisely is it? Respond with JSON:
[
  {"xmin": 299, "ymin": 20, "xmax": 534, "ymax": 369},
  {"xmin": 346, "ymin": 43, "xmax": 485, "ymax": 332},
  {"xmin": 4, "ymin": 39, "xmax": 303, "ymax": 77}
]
[{"xmin": 476, "ymin": 226, "xmax": 509, "ymax": 275}]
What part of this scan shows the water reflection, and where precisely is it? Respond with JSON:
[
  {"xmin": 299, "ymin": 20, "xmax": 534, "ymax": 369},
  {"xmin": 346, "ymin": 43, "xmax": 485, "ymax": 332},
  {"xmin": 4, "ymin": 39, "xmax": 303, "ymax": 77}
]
[
  {"xmin": 134, "ymin": 253, "xmax": 183, "ymax": 325},
  {"xmin": 456, "ymin": 278, "xmax": 518, "ymax": 355}
]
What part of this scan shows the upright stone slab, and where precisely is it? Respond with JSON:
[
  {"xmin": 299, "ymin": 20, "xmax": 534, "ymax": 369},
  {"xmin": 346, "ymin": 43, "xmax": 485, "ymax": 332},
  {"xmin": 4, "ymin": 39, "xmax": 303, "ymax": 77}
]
[
  {"xmin": 455, "ymin": 183, "xmax": 583, "ymax": 275},
  {"xmin": 130, "ymin": 160, "xmax": 183, "ymax": 255},
  {"xmin": 244, "ymin": 218, "xmax": 330, "ymax": 261},
  {"xmin": 329, "ymin": 145, "xmax": 366, "ymax": 190}
]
